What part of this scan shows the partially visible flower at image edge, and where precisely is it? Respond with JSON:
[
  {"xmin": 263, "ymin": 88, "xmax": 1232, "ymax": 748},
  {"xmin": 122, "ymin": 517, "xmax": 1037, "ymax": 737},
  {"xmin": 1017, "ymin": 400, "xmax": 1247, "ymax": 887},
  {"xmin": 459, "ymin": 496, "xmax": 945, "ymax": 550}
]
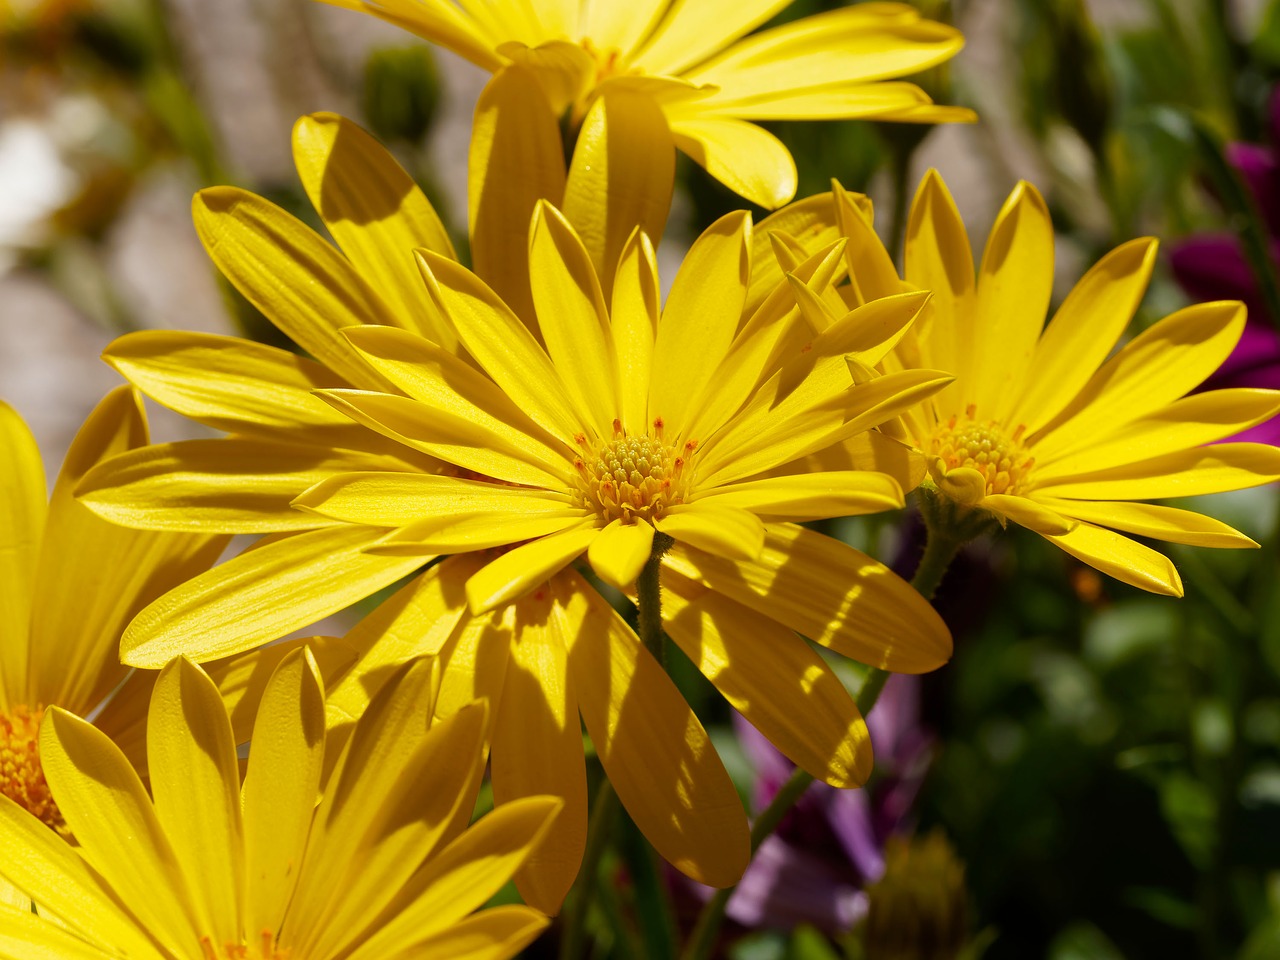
[{"xmin": 0, "ymin": 649, "xmax": 558, "ymax": 959}]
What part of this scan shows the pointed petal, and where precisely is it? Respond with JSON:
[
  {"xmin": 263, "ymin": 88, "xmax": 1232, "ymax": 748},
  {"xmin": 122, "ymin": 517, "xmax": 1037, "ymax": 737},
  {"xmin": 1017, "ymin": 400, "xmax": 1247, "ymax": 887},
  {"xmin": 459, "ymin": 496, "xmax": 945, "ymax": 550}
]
[
  {"xmin": 555, "ymin": 571, "xmax": 750, "ymax": 887},
  {"xmin": 981, "ymin": 493, "xmax": 1075, "ymax": 535},
  {"xmin": 656, "ymin": 504, "xmax": 764, "ymax": 562},
  {"xmin": 587, "ymin": 519, "xmax": 655, "ymax": 591},
  {"xmin": 0, "ymin": 401, "xmax": 44, "ymax": 707},
  {"xmin": 692, "ymin": 470, "xmax": 903, "ymax": 520},
  {"xmin": 466, "ymin": 523, "xmax": 599, "ymax": 613},
  {"xmin": 1034, "ymin": 442, "xmax": 1280, "ymax": 500},
  {"xmin": 0, "ymin": 906, "xmax": 123, "ymax": 960},
  {"xmin": 1037, "ymin": 498, "xmax": 1257, "ymax": 549},
  {"xmin": 1043, "ymin": 522, "xmax": 1183, "ymax": 597},
  {"xmin": 610, "ymin": 228, "xmax": 659, "ymax": 434},
  {"xmin": 356, "ymin": 904, "xmax": 549, "ymax": 960}
]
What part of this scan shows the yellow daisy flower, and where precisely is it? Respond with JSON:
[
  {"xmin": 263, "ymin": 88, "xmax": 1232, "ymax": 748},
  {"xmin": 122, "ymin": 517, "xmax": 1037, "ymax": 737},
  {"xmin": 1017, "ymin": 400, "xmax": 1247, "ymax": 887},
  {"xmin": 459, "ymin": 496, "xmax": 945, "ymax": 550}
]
[
  {"xmin": 0, "ymin": 387, "xmax": 230, "ymax": 838},
  {"xmin": 0, "ymin": 648, "xmax": 559, "ymax": 959},
  {"xmin": 315, "ymin": 0, "xmax": 971, "ymax": 211},
  {"xmin": 76, "ymin": 115, "xmax": 952, "ymax": 909},
  {"xmin": 828, "ymin": 172, "xmax": 1280, "ymax": 594}
]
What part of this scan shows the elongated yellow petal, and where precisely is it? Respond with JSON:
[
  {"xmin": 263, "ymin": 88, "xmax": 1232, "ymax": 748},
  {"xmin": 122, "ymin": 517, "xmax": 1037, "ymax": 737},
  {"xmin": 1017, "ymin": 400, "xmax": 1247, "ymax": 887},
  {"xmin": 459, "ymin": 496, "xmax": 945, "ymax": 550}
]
[
  {"xmin": 610, "ymin": 228, "xmax": 659, "ymax": 434},
  {"xmin": 491, "ymin": 602, "xmax": 586, "ymax": 914},
  {"xmin": 1012, "ymin": 238, "xmax": 1158, "ymax": 433},
  {"xmin": 981, "ymin": 493, "xmax": 1075, "ymax": 535},
  {"xmin": 1034, "ymin": 388, "xmax": 1280, "ymax": 480},
  {"xmin": 357, "ymin": 904, "xmax": 549, "ymax": 960},
  {"xmin": 418, "ymin": 250, "xmax": 588, "ymax": 442},
  {"xmin": 346, "ymin": 797, "xmax": 562, "ymax": 955},
  {"xmin": 1035, "ymin": 443, "xmax": 1280, "ymax": 500},
  {"xmin": 658, "ymin": 504, "xmax": 764, "ymax": 562},
  {"xmin": 587, "ymin": 518, "xmax": 655, "ymax": 591},
  {"xmin": 694, "ymin": 470, "xmax": 903, "ymax": 520},
  {"xmin": 121, "ymin": 526, "xmax": 424, "ymax": 667},
  {"xmin": 759, "ymin": 431, "xmax": 926, "ymax": 495},
  {"xmin": 554, "ymin": 572, "xmax": 750, "ymax": 887},
  {"xmin": 0, "ymin": 906, "xmax": 124, "ymax": 960},
  {"xmin": 466, "ymin": 523, "xmax": 599, "ymax": 613},
  {"xmin": 834, "ymin": 184, "xmax": 903, "ymax": 305},
  {"xmin": 583, "ymin": 0, "xmax": 668, "ymax": 56},
  {"xmin": 317, "ymin": 388, "xmax": 568, "ymax": 488},
  {"xmin": 665, "ymin": 523, "xmax": 952, "ymax": 673},
  {"xmin": 663, "ymin": 574, "xmax": 870, "ymax": 786},
  {"xmin": 528, "ymin": 201, "xmax": 619, "ymax": 433},
  {"xmin": 0, "ymin": 401, "xmax": 44, "ymax": 708},
  {"xmin": 745, "ymin": 193, "xmax": 840, "ymax": 313},
  {"xmin": 971, "ymin": 181, "xmax": 1055, "ymax": 421},
  {"xmin": 633, "ymin": 0, "xmax": 790, "ymax": 75},
  {"xmin": 1037, "ymin": 498, "xmax": 1256, "ymax": 549},
  {"xmin": 470, "ymin": 64, "xmax": 566, "ymax": 326},
  {"xmin": 32, "ymin": 389, "xmax": 228, "ymax": 713},
  {"xmin": 312, "ymin": 0, "xmax": 502, "ymax": 70},
  {"xmin": 563, "ymin": 90, "xmax": 674, "ymax": 297},
  {"xmin": 498, "ymin": 39, "xmax": 594, "ymax": 112},
  {"xmin": 1043, "ymin": 522, "xmax": 1183, "ymax": 597},
  {"xmin": 670, "ymin": 117, "xmax": 797, "ymax": 208},
  {"xmin": 293, "ymin": 112, "xmax": 457, "ymax": 347},
  {"xmin": 147, "ymin": 658, "xmax": 243, "ymax": 947},
  {"xmin": 649, "ymin": 210, "xmax": 752, "ymax": 436},
  {"xmin": 77, "ymin": 438, "xmax": 402, "ymax": 532},
  {"xmin": 1031, "ymin": 301, "xmax": 1247, "ymax": 458},
  {"xmin": 432, "ymin": 602, "xmax": 512, "ymax": 732},
  {"xmin": 371, "ymin": 513, "xmax": 587, "ymax": 556},
  {"xmin": 242, "ymin": 647, "xmax": 325, "ymax": 941},
  {"xmin": 0, "ymin": 796, "xmax": 162, "ymax": 958},
  {"xmin": 103, "ymin": 330, "xmax": 362, "ymax": 443},
  {"xmin": 39, "ymin": 708, "xmax": 199, "ymax": 957},
  {"xmin": 192, "ymin": 187, "xmax": 399, "ymax": 392}
]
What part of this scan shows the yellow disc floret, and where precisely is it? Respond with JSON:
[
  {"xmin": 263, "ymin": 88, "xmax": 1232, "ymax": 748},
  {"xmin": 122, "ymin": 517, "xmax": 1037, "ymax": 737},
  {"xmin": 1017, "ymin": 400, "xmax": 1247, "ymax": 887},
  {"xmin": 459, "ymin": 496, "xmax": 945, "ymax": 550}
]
[
  {"xmin": 0, "ymin": 705, "xmax": 64, "ymax": 833},
  {"xmin": 574, "ymin": 419, "xmax": 693, "ymax": 524},
  {"xmin": 199, "ymin": 932, "xmax": 291, "ymax": 960},
  {"xmin": 929, "ymin": 405, "xmax": 1035, "ymax": 497}
]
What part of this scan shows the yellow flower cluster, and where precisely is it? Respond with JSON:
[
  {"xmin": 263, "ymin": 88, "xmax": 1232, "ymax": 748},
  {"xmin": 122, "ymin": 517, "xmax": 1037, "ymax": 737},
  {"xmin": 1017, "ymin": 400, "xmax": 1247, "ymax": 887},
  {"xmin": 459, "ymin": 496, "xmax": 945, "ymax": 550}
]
[{"xmin": 0, "ymin": 2, "xmax": 1277, "ymax": 957}]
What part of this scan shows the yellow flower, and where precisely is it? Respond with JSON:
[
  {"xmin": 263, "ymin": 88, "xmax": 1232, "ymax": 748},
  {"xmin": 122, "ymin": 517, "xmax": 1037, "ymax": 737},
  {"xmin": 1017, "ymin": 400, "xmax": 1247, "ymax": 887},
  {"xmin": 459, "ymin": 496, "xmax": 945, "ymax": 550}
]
[
  {"xmin": 0, "ymin": 387, "xmax": 228, "ymax": 838},
  {"xmin": 76, "ymin": 114, "xmax": 953, "ymax": 910},
  {"xmin": 0, "ymin": 649, "xmax": 559, "ymax": 959},
  {"xmin": 316, "ymin": 0, "xmax": 970, "ymax": 210},
  {"xmin": 830, "ymin": 172, "xmax": 1280, "ymax": 594}
]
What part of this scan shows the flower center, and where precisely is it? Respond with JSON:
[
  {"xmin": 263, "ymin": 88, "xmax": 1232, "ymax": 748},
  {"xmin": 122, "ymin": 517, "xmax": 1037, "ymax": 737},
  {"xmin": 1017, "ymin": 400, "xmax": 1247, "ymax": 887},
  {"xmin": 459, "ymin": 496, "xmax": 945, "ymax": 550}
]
[
  {"xmin": 0, "ymin": 705, "xmax": 64, "ymax": 834},
  {"xmin": 199, "ymin": 932, "xmax": 291, "ymax": 960},
  {"xmin": 580, "ymin": 38, "xmax": 632, "ymax": 86},
  {"xmin": 573, "ymin": 419, "xmax": 693, "ymax": 524},
  {"xmin": 928, "ymin": 405, "xmax": 1034, "ymax": 497}
]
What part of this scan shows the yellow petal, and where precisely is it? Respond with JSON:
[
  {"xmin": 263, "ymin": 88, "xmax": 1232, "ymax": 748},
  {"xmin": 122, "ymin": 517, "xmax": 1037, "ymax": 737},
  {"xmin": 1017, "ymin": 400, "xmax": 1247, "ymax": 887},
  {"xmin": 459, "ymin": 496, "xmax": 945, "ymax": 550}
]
[
  {"xmin": 663, "ymin": 574, "xmax": 871, "ymax": 786},
  {"xmin": 1035, "ymin": 443, "xmax": 1280, "ymax": 500},
  {"xmin": 664, "ymin": 523, "xmax": 952, "ymax": 674},
  {"xmin": 371, "ymin": 513, "xmax": 587, "ymax": 556},
  {"xmin": 1012, "ymin": 238, "xmax": 1158, "ymax": 433},
  {"xmin": 293, "ymin": 112, "xmax": 457, "ymax": 347},
  {"xmin": 980, "ymin": 493, "xmax": 1075, "ymax": 535},
  {"xmin": 554, "ymin": 571, "xmax": 750, "ymax": 887},
  {"xmin": 356, "ymin": 904, "xmax": 549, "ymax": 960},
  {"xmin": 760, "ymin": 431, "xmax": 926, "ymax": 494},
  {"xmin": 582, "ymin": 0, "xmax": 668, "ymax": 56},
  {"xmin": 317, "ymin": 387, "xmax": 568, "ymax": 488},
  {"xmin": 0, "ymin": 401, "xmax": 44, "ymax": 708},
  {"xmin": 563, "ymin": 89, "xmax": 675, "ymax": 297},
  {"xmin": 833, "ymin": 183, "xmax": 903, "ymax": 305},
  {"xmin": 745, "ymin": 192, "xmax": 840, "ymax": 313},
  {"xmin": 77, "ymin": 438, "xmax": 401, "ymax": 532},
  {"xmin": 693, "ymin": 470, "xmax": 903, "ymax": 520},
  {"xmin": 610, "ymin": 228, "xmax": 659, "ymax": 434},
  {"xmin": 0, "ymin": 906, "xmax": 125, "ymax": 960},
  {"xmin": 103, "ymin": 330, "xmax": 364, "ymax": 443},
  {"xmin": 1037, "ymin": 498, "xmax": 1257, "ymax": 549},
  {"xmin": 344, "ymin": 797, "xmax": 563, "ymax": 955},
  {"xmin": 417, "ymin": 250, "xmax": 588, "ymax": 442},
  {"xmin": 469, "ymin": 64, "xmax": 566, "ymax": 327},
  {"xmin": 465, "ymin": 523, "xmax": 599, "ymax": 613},
  {"xmin": 971, "ymin": 181, "xmax": 1055, "ymax": 421},
  {"xmin": 587, "ymin": 519, "xmax": 655, "ymax": 591},
  {"xmin": 147, "ymin": 658, "xmax": 243, "ymax": 947},
  {"xmin": 649, "ymin": 210, "xmax": 752, "ymax": 436},
  {"xmin": 658, "ymin": 504, "xmax": 765, "ymax": 562},
  {"xmin": 242, "ymin": 647, "xmax": 326, "ymax": 940},
  {"xmin": 312, "ymin": 0, "xmax": 502, "ymax": 71},
  {"xmin": 491, "ymin": 599, "xmax": 586, "ymax": 913},
  {"xmin": 39, "ymin": 708, "xmax": 199, "ymax": 956},
  {"xmin": 191, "ymin": 187, "xmax": 399, "ymax": 391},
  {"xmin": 1031, "ymin": 301, "xmax": 1248, "ymax": 458},
  {"xmin": 528, "ymin": 201, "xmax": 619, "ymax": 432},
  {"xmin": 670, "ymin": 116, "xmax": 797, "ymax": 208},
  {"xmin": 1043, "ymin": 522, "xmax": 1183, "ymax": 597},
  {"xmin": 632, "ymin": 0, "xmax": 790, "ymax": 75},
  {"xmin": 121, "ymin": 525, "xmax": 425, "ymax": 667}
]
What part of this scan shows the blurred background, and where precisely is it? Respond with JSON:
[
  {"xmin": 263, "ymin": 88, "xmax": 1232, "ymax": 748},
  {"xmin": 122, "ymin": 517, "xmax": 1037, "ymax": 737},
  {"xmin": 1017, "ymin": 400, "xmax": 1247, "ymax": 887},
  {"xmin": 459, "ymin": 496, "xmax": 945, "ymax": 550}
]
[{"xmin": 3, "ymin": 0, "xmax": 1280, "ymax": 957}]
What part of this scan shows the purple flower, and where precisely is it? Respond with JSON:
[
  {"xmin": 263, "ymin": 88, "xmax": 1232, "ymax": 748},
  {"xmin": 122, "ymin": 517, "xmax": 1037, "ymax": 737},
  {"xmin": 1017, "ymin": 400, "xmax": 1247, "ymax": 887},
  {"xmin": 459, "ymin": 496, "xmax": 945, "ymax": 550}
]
[
  {"xmin": 693, "ymin": 675, "xmax": 934, "ymax": 935},
  {"xmin": 1171, "ymin": 90, "xmax": 1280, "ymax": 443}
]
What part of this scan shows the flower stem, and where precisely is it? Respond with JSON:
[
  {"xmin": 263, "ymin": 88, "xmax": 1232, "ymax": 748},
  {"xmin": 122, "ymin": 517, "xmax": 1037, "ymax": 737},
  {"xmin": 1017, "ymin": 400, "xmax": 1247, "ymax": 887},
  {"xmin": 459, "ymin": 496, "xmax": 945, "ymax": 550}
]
[
  {"xmin": 680, "ymin": 519, "xmax": 963, "ymax": 960},
  {"xmin": 638, "ymin": 532, "xmax": 675, "ymax": 667},
  {"xmin": 559, "ymin": 780, "xmax": 619, "ymax": 960}
]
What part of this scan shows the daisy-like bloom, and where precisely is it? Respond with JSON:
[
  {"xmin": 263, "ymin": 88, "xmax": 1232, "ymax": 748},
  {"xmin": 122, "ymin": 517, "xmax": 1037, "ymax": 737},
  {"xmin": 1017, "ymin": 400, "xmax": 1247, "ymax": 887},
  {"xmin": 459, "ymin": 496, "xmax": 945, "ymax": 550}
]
[
  {"xmin": 0, "ymin": 648, "xmax": 560, "ymax": 959},
  {"xmin": 315, "ymin": 0, "xmax": 972, "ymax": 310},
  {"xmin": 0, "ymin": 387, "xmax": 231, "ymax": 839},
  {"xmin": 77, "ymin": 114, "xmax": 952, "ymax": 910},
  {"xmin": 828, "ymin": 172, "xmax": 1280, "ymax": 595}
]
